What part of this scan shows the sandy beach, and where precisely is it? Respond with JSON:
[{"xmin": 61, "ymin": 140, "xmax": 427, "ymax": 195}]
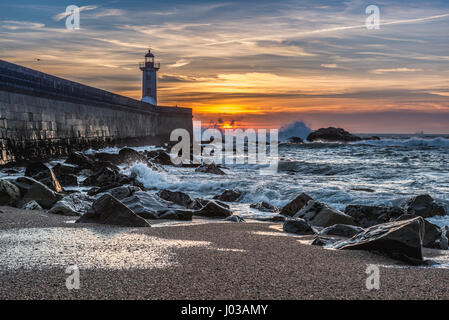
[{"xmin": 1, "ymin": 206, "xmax": 449, "ymax": 300}]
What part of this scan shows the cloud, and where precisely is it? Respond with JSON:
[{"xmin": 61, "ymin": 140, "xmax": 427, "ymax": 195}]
[
  {"xmin": 53, "ymin": 5, "xmax": 98, "ymax": 21},
  {"xmin": 371, "ymin": 68, "xmax": 423, "ymax": 74},
  {"xmin": 0, "ymin": 20, "xmax": 45, "ymax": 30},
  {"xmin": 169, "ymin": 59, "xmax": 191, "ymax": 68},
  {"xmin": 321, "ymin": 63, "xmax": 342, "ymax": 69}
]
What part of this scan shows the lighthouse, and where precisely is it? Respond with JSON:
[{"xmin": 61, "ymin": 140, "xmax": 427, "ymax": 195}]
[{"xmin": 139, "ymin": 49, "xmax": 160, "ymax": 105}]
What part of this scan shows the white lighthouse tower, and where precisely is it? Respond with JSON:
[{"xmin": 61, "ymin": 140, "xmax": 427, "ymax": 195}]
[{"xmin": 139, "ymin": 49, "xmax": 160, "ymax": 105}]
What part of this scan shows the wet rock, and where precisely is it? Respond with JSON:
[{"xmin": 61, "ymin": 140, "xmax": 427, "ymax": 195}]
[
  {"xmin": 193, "ymin": 198, "xmax": 230, "ymax": 210},
  {"xmin": 312, "ymin": 236, "xmax": 339, "ymax": 247},
  {"xmin": 250, "ymin": 201, "xmax": 280, "ymax": 213},
  {"xmin": 0, "ymin": 179, "xmax": 21, "ymax": 206},
  {"xmin": 319, "ymin": 224, "xmax": 364, "ymax": 238},
  {"xmin": 17, "ymin": 177, "xmax": 62, "ymax": 209},
  {"xmin": 121, "ymin": 191, "xmax": 184, "ymax": 220},
  {"xmin": 52, "ymin": 163, "xmax": 79, "ymax": 187},
  {"xmin": 344, "ymin": 205, "xmax": 405, "ymax": 228},
  {"xmin": 396, "ymin": 214, "xmax": 448, "ymax": 250},
  {"xmin": 66, "ymin": 152, "xmax": 95, "ymax": 170},
  {"xmin": 253, "ymin": 215, "xmax": 286, "ymax": 222},
  {"xmin": 195, "ymin": 163, "xmax": 225, "ymax": 175},
  {"xmin": 295, "ymin": 200, "xmax": 357, "ymax": 228},
  {"xmin": 82, "ymin": 167, "xmax": 121, "ymax": 187},
  {"xmin": 283, "ymin": 218, "xmax": 316, "ymax": 235},
  {"xmin": 307, "ymin": 127, "xmax": 362, "ymax": 143},
  {"xmin": 25, "ymin": 161, "xmax": 62, "ymax": 192},
  {"xmin": 157, "ymin": 189, "xmax": 195, "ymax": 208},
  {"xmin": 76, "ymin": 194, "xmax": 150, "ymax": 227},
  {"xmin": 280, "ymin": 193, "xmax": 313, "ymax": 217},
  {"xmin": 157, "ymin": 209, "xmax": 193, "ymax": 221},
  {"xmin": 22, "ymin": 200, "xmax": 42, "ymax": 211},
  {"xmin": 225, "ymin": 215, "xmax": 245, "ymax": 223},
  {"xmin": 332, "ymin": 217, "xmax": 425, "ymax": 264},
  {"xmin": 152, "ymin": 151, "xmax": 173, "ymax": 165},
  {"xmin": 288, "ymin": 137, "xmax": 303, "ymax": 144},
  {"xmin": 106, "ymin": 185, "xmax": 140, "ymax": 200},
  {"xmin": 119, "ymin": 148, "xmax": 146, "ymax": 164},
  {"xmin": 404, "ymin": 194, "xmax": 446, "ymax": 218},
  {"xmin": 49, "ymin": 193, "xmax": 93, "ymax": 216},
  {"xmin": 94, "ymin": 152, "xmax": 121, "ymax": 165},
  {"xmin": 193, "ymin": 200, "xmax": 232, "ymax": 218},
  {"xmin": 213, "ymin": 189, "xmax": 242, "ymax": 202}
]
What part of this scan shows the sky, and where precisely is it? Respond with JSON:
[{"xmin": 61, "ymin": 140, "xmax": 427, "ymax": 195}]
[{"xmin": 1, "ymin": 0, "xmax": 449, "ymax": 133}]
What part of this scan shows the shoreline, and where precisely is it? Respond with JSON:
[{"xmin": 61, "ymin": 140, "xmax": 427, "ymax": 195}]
[{"xmin": 1, "ymin": 206, "xmax": 449, "ymax": 300}]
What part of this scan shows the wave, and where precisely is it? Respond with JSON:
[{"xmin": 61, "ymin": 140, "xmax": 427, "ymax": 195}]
[
  {"xmin": 279, "ymin": 121, "xmax": 313, "ymax": 142},
  {"xmin": 353, "ymin": 137, "xmax": 449, "ymax": 149}
]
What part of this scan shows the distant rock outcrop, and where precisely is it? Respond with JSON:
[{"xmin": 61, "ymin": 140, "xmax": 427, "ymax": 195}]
[{"xmin": 307, "ymin": 127, "xmax": 362, "ymax": 143}]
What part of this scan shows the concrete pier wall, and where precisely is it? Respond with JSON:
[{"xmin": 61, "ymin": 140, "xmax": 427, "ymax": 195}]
[{"xmin": 0, "ymin": 60, "xmax": 193, "ymax": 164}]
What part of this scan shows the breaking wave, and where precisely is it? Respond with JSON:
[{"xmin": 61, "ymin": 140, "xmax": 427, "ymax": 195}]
[{"xmin": 353, "ymin": 137, "xmax": 449, "ymax": 149}]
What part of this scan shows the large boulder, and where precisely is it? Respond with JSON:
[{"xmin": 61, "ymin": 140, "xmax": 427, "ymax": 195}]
[
  {"xmin": 52, "ymin": 163, "xmax": 79, "ymax": 187},
  {"xmin": 332, "ymin": 217, "xmax": 425, "ymax": 264},
  {"xmin": 106, "ymin": 185, "xmax": 140, "ymax": 200},
  {"xmin": 307, "ymin": 127, "xmax": 362, "ymax": 143},
  {"xmin": 319, "ymin": 224, "xmax": 364, "ymax": 238},
  {"xmin": 16, "ymin": 177, "xmax": 62, "ymax": 209},
  {"xmin": 213, "ymin": 189, "xmax": 242, "ymax": 202},
  {"xmin": 65, "ymin": 152, "xmax": 95, "ymax": 170},
  {"xmin": 295, "ymin": 200, "xmax": 357, "ymax": 228},
  {"xmin": 94, "ymin": 152, "xmax": 121, "ymax": 165},
  {"xmin": 396, "ymin": 214, "xmax": 448, "ymax": 250},
  {"xmin": 280, "ymin": 193, "xmax": 313, "ymax": 217},
  {"xmin": 76, "ymin": 194, "xmax": 150, "ymax": 227},
  {"xmin": 283, "ymin": 218, "xmax": 316, "ymax": 235},
  {"xmin": 25, "ymin": 161, "xmax": 62, "ymax": 192},
  {"xmin": 48, "ymin": 193, "xmax": 93, "ymax": 216},
  {"xmin": 119, "ymin": 148, "xmax": 146, "ymax": 164},
  {"xmin": 22, "ymin": 200, "xmax": 43, "ymax": 211},
  {"xmin": 157, "ymin": 189, "xmax": 195, "ymax": 208},
  {"xmin": 404, "ymin": 194, "xmax": 446, "ymax": 218},
  {"xmin": 152, "ymin": 151, "xmax": 173, "ymax": 165},
  {"xmin": 82, "ymin": 167, "xmax": 121, "ymax": 187},
  {"xmin": 250, "ymin": 201, "xmax": 280, "ymax": 213},
  {"xmin": 195, "ymin": 163, "xmax": 225, "ymax": 175},
  {"xmin": 0, "ymin": 179, "xmax": 21, "ymax": 206},
  {"xmin": 193, "ymin": 200, "xmax": 232, "ymax": 218},
  {"xmin": 344, "ymin": 205, "xmax": 405, "ymax": 228}
]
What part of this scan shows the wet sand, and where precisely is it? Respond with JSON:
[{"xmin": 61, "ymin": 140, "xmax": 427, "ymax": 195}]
[{"xmin": 1, "ymin": 206, "xmax": 449, "ymax": 300}]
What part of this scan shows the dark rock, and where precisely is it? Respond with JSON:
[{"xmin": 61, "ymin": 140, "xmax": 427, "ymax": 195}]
[
  {"xmin": 225, "ymin": 215, "xmax": 245, "ymax": 223},
  {"xmin": 350, "ymin": 188, "xmax": 375, "ymax": 193},
  {"xmin": 332, "ymin": 217, "xmax": 425, "ymax": 264},
  {"xmin": 66, "ymin": 152, "xmax": 95, "ymax": 170},
  {"xmin": 252, "ymin": 215, "xmax": 286, "ymax": 222},
  {"xmin": 119, "ymin": 148, "xmax": 146, "ymax": 164},
  {"xmin": 52, "ymin": 163, "xmax": 79, "ymax": 187},
  {"xmin": 48, "ymin": 193, "xmax": 93, "ymax": 216},
  {"xmin": 0, "ymin": 179, "xmax": 21, "ymax": 206},
  {"xmin": 107, "ymin": 185, "xmax": 140, "ymax": 200},
  {"xmin": 82, "ymin": 167, "xmax": 121, "ymax": 187},
  {"xmin": 17, "ymin": 177, "xmax": 62, "ymax": 209},
  {"xmin": 195, "ymin": 163, "xmax": 225, "ymax": 175},
  {"xmin": 295, "ymin": 200, "xmax": 357, "ymax": 227},
  {"xmin": 280, "ymin": 193, "xmax": 313, "ymax": 217},
  {"xmin": 152, "ymin": 151, "xmax": 173, "ymax": 165},
  {"xmin": 76, "ymin": 194, "xmax": 150, "ymax": 227},
  {"xmin": 404, "ymin": 194, "xmax": 446, "ymax": 218},
  {"xmin": 121, "ymin": 191, "xmax": 184, "ymax": 220},
  {"xmin": 157, "ymin": 209, "xmax": 193, "ymax": 221},
  {"xmin": 344, "ymin": 205, "xmax": 405, "ymax": 228},
  {"xmin": 157, "ymin": 189, "xmax": 194, "ymax": 208},
  {"xmin": 312, "ymin": 236, "xmax": 339, "ymax": 247},
  {"xmin": 194, "ymin": 200, "xmax": 232, "ymax": 218},
  {"xmin": 396, "ymin": 214, "xmax": 448, "ymax": 250},
  {"xmin": 22, "ymin": 200, "xmax": 43, "ymax": 211},
  {"xmin": 213, "ymin": 189, "xmax": 242, "ymax": 202},
  {"xmin": 307, "ymin": 127, "xmax": 362, "ymax": 143},
  {"xmin": 288, "ymin": 137, "xmax": 303, "ymax": 144},
  {"xmin": 25, "ymin": 161, "xmax": 62, "ymax": 192},
  {"xmin": 94, "ymin": 152, "xmax": 121, "ymax": 165},
  {"xmin": 250, "ymin": 201, "xmax": 280, "ymax": 213},
  {"xmin": 283, "ymin": 218, "xmax": 316, "ymax": 235},
  {"xmin": 319, "ymin": 224, "xmax": 364, "ymax": 238}
]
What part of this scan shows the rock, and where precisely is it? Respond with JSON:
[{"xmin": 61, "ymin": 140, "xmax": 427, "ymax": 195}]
[
  {"xmin": 25, "ymin": 161, "xmax": 62, "ymax": 192},
  {"xmin": 106, "ymin": 185, "xmax": 140, "ymax": 200},
  {"xmin": 307, "ymin": 127, "xmax": 362, "ymax": 143},
  {"xmin": 283, "ymin": 218, "xmax": 316, "ymax": 235},
  {"xmin": 280, "ymin": 193, "xmax": 313, "ymax": 217},
  {"xmin": 58, "ymin": 174, "xmax": 78, "ymax": 187},
  {"xmin": 195, "ymin": 163, "xmax": 225, "ymax": 175},
  {"xmin": 21, "ymin": 200, "xmax": 43, "ymax": 211},
  {"xmin": 0, "ymin": 179, "xmax": 21, "ymax": 206},
  {"xmin": 65, "ymin": 152, "xmax": 95, "ymax": 169},
  {"xmin": 250, "ymin": 201, "xmax": 280, "ymax": 213},
  {"xmin": 288, "ymin": 137, "xmax": 303, "ymax": 144},
  {"xmin": 253, "ymin": 215, "xmax": 286, "ymax": 222},
  {"xmin": 49, "ymin": 193, "xmax": 93, "ymax": 216},
  {"xmin": 119, "ymin": 148, "xmax": 146, "ymax": 164},
  {"xmin": 332, "ymin": 217, "xmax": 425, "ymax": 264},
  {"xmin": 312, "ymin": 236, "xmax": 339, "ymax": 247},
  {"xmin": 225, "ymin": 215, "xmax": 245, "ymax": 223},
  {"xmin": 76, "ymin": 194, "xmax": 150, "ymax": 227},
  {"xmin": 344, "ymin": 205, "xmax": 405, "ymax": 228},
  {"xmin": 194, "ymin": 200, "xmax": 232, "ymax": 218},
  {"xmin": 82, "ymin": 167, "xmax": 121, "ymax": 187},
  {"xmin": 396, "ymin": 214, "xmax": 448, "ymax": 250},
  {"xmin": 193, "ymin": 198, "xmax": 230, "ymax": 210},
  {"xmin": 213, "ymin": 189, "xmax": 242, "ymax": 202},
  {"xmin": 152, "ymin": 151, "xmax": 173, "ymax": 165},
  {"xmin": 121, "ymin": 191, "xmax": 184, "ymax": 220},
  {"xmin": 363, "ymin": 136, "xmax": 381, "ymax": 141},
  {"xmin": 350, "ymin": 188, "xmax": 375, "ymax": 193},
  {"xmin": 17, "ymin": 177, "xmax": 62, "ymax": 209},
  {"xmin": 157, "ymin": 189, "xmax": 195, "ymax": 208},
  {"xmin": 404, "ymin": 194, "xmax": 446, "ymax": 218},
  {"xmin": 295, "ymin": 200, "xmax": 357, "ymax": 228},
  {"xmin": 157, "ymin": 209, "xmax": 193, "ymax": 221},
  {"xmin": 94, "ymin": 152, "xmax": 121, "ymax": 165},
  {"xmin": 52, "ymin": 163, "xmax": 79, "ymax": 187},
  {"xmin": 319, "ymin": 224, "xmax": 364, "ymax": 238}
]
